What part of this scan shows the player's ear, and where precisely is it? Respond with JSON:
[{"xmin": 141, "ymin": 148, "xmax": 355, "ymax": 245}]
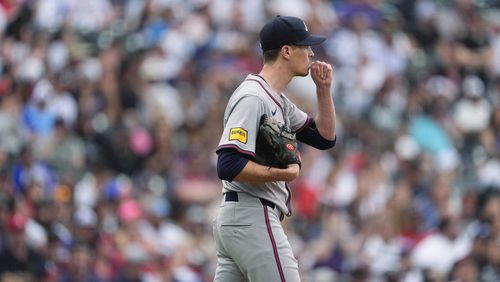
[{"xmin": 281, "ymin": 45, "xmax": 292, "ymax": 59}]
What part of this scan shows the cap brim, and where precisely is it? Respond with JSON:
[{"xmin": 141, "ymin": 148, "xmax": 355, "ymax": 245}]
[{"xmin": 295, "ymin": 35, "xmax": 326, "ymax": 46}]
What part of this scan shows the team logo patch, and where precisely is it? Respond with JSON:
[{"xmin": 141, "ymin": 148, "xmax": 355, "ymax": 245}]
[
  {"xmin": 229, "ymin": 127, "xmax": 248, "ymax": 144},
  {"xmin": 303, "ymin": 20, "xmax": 308, "ymax": 31},
  {"xmin": 286, "ymin": 144, "xmax": 295, "ymax": 151}
]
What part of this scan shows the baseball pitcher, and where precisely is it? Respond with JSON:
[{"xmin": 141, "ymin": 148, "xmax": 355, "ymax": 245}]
[{"xmin": 214, "ymin": 15, "xmax": 337, "ymax": 282}]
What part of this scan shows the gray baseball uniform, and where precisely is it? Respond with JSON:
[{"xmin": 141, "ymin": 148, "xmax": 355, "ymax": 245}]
[{"xmin": 213, "ymin": 74, "xmax": 308, "ymax": 282}]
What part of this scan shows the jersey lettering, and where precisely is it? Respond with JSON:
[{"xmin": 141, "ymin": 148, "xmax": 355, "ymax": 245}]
[{"xmin": 229, "ymin": 127, "xmax": 248, "ymax": 144}]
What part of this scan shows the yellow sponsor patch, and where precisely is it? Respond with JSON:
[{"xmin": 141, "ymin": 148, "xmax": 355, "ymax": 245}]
[{"xmin": 229, "ymin": 127, "xmax": 248, "ymax": 144}]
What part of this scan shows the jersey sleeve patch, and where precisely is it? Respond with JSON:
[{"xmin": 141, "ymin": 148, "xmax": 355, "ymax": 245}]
[{"xmin": 229, "ymin": 127, "xmax": 248, "ymax": 144}]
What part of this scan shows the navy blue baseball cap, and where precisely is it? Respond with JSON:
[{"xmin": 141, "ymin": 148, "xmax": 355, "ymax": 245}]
[{"xmin": 260, "ymin": 15, "xmax": 326, "ymax": 51}]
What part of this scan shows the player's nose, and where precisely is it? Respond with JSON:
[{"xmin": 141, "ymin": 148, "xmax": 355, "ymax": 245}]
[{"xmin": 308, "ymin": 47, "xmax": 314, "ymax": 57}]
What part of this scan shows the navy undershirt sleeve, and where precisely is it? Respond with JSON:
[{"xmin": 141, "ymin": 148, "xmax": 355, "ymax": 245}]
[
  {"xmin": 216, "ymin": 148, "xmax": 251, "ymax": 182},
  {"xmin": 296, "ymin": 119, "xmax": 336, "ymax": 150}
]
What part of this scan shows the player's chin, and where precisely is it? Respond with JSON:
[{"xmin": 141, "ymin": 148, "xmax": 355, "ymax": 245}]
[{"xmin": 297, "ymin": 69, "xmax": 310, "ymax": 77}]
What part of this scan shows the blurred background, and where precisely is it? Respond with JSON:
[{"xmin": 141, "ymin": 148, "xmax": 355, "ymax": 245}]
[{"xmin": 0, "ymin": 0, "xmax": 499, "ymax": 281}]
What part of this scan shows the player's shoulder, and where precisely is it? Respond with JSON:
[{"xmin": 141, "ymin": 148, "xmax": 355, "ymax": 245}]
[
  {"xmin": 230, "ymin": 80, "xmax": 266, "ymax": 102},
  {"xmin": 228, "ymin": 92, "xmax": 264, "ymax": 111}
]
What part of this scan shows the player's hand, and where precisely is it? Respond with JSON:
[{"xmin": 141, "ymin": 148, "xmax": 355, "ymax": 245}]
[
  {"xmin": 282, "ymin": 163, "xmax": 300, "ymax": 182},
  {"xmin": 310, "ymin": 61, "xmax": 333, "ymax": 89}
]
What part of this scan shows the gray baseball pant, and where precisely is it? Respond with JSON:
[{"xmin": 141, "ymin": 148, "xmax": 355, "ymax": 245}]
[{"xmin": 213, "ymin": 191, "xmax": 300, "ymax": 282}]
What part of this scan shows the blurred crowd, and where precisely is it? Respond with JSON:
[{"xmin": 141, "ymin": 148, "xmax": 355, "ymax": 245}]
[{"xmin": 0, "ymin": 0, "xmax": 499, "ymax": 281}]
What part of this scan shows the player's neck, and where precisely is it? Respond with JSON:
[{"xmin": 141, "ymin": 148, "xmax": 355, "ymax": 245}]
[{"xmin": 259, "ymin": 65, "xmax": 292, "ymax": 95}]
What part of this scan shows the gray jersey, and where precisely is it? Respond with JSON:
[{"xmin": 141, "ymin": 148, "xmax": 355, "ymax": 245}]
[{"xmin": 217, "ymin": 74, "xmax": 309, "ymax": 216}]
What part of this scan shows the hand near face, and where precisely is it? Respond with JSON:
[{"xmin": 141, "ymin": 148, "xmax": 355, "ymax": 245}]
[{"xmin": 310, "ymin": 61, "xmax": 333, "ymax": 89}]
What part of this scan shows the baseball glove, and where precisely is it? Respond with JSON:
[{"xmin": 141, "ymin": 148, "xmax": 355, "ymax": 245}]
[{"xmin": 254, "ymin": 114, "xmax": 301, "ymax": 169}]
